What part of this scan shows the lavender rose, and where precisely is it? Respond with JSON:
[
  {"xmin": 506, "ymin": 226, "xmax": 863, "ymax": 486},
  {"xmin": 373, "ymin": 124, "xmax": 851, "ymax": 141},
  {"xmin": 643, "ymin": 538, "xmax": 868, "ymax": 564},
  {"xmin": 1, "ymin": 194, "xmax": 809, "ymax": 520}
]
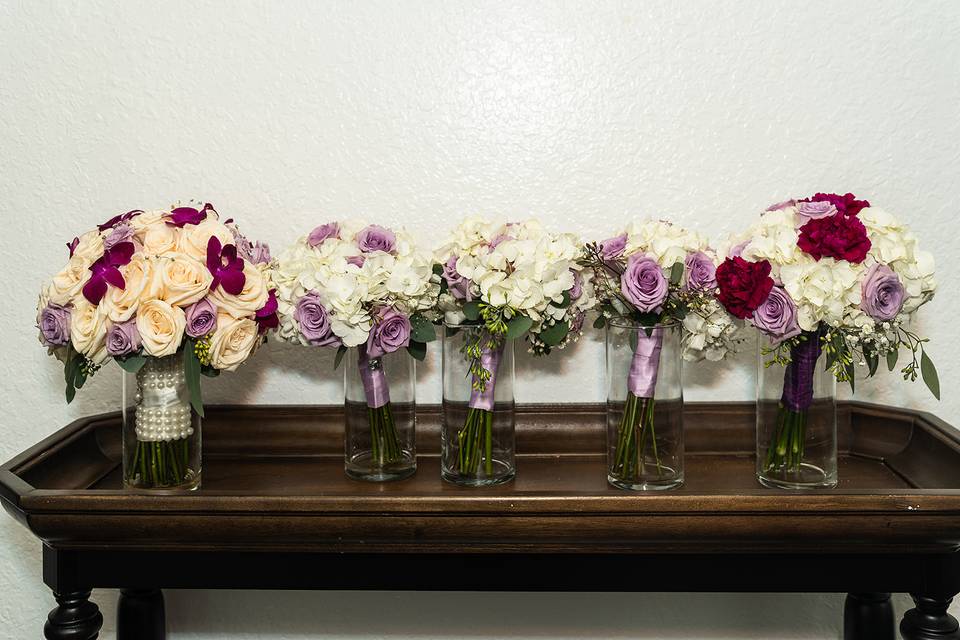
[
  {"xmin": 861, "ymin": 263, "xmax": 905, "ymax": 321},
  {"xmin": 39, "ymin": 303, "xmax": 71, "ymax": 346},
  {"xmin": 346, "ymin": 255, "xmax": 366, "ymax": 268},
  {"xmin": 796, "ymin": 201, "xmax": 838, "ymax": 221},
  {"xmin": 106, "ymin": 320, "xmax": 142, "ymax": 357},
  {"xmin": 366, "ymin": 308, "xmax": 411, "ymax": 358},
  {"xmin": 568, "ymin": 269, "xmax": 584, "ymax": 301},
  {"xmin": 307, "ymin": 222, "xmax": 341, "ymax": 248},
  {"xmin": 248, "ymin": 241, "xmax": 272, "ymax": 265},
  {"xmin": 294, "ymin": 292, "xmax": 340, "ymax": 346},
  {"xmin": 751, "ymin": 286, "xmax": 801, "ymax": 342},
  {"xmin": 766, "ymin": 199, "xmax": 796, "ymax": 212},
  {"xmin": 443, "ymin": 256, "xmax": 473, "ymax": 300},
  {"xmin": 356, "ymin": 225, "xmax": 396, "ymax": 254},
  {"xmin": 684, "ymin": 251, "xmax": 717, "ymax": 291},
  {"xmin": 185, "ymin": 298, "xmax": 218, "ymax": 338},
  {"xmin": 104, "ymin": 222, "xmax": 135, "ymax": 250},
  {"xmin": 620, "ymin": 254, "xmax": 669, "ymax": 312},
  {"xmin": 728, "ymin": 240, "xmax": 749, "ymax": 258},
  {"xmin": 599, "ymin": 234, "xmax": 628, "ymax": 260}
]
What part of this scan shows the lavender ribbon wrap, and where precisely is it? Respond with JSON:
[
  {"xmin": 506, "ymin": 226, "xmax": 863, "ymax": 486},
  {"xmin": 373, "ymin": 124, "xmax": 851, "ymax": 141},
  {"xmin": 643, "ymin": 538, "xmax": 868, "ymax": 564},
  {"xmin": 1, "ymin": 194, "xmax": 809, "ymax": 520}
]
[
  {"xmin": 780, "ymin": 331, "xmax": 823, "ymax": 413},
  {"xmin": 628, "ymin": 327, "xmax": 664, "ymax": 399},
  {"xmin": 468, "ymin": 343, "xmax": 504, "ymax": 412},
  {"xmin": 357, "ymin": 346, "xmax": 391, "ymax": 409}
]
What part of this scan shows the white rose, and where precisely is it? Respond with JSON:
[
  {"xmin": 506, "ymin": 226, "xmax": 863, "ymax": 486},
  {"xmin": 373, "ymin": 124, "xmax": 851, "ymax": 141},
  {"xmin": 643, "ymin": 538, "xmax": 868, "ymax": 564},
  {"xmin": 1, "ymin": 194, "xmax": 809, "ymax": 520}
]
[
  {"xmin": 132, "ymin": 210, "xmax": 166, "ymax": 239},
  {"xmin": 48, "ymin": 255, "xmax": 91, "ymax": 306},
  {"xmin": 136, "ymin": 299, "xmax": 186, "ymax": 357},
  {"xmin": 159, "ymin": 254, "xmax": 213, "ymax": 308},
  {"xmin": 141, "ymin": 221, "xmax": 180, "ymax": 257},
  {"xmin": 104, "ymin": 255, "xmax": 157, "ymax": 323},
  {"xmin": 70, "ymin": 299, "xmax": 109, "ymax": 364},
  {"xmin": 178, "ymin": 219, "xmax": 234, "ymax": 262},
  {"xmin": 208, "ymin": 313, "xmax": 259, "ymax": 371},
  {"xmin": 208, "ymin": 262, "xmax": 269, "ymax": 318}
]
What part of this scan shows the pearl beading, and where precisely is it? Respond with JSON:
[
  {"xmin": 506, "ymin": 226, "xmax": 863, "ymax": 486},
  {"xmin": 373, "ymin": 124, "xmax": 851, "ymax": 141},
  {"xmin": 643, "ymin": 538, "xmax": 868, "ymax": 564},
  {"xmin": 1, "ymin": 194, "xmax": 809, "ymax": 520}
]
[{"xmin": 134, "ymin": 356, "xmax": 195, "ymax": 442}]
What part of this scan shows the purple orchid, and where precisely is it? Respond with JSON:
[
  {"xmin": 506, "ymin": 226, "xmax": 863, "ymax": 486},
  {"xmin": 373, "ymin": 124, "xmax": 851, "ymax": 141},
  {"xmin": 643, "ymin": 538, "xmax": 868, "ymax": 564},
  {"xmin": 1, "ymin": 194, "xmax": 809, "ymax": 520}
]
[
  {"xmin": 67, "ymin": 237, "xmax": 79, "ymax": 257},
  {"xmin": 256, "ymin": 290, "xmax": 280, "ymax": 335},
  {"xmin": 167, "ymin": 203, "xmax": 213, "ymax": 228},
  {"xmin": 98, "ymin": 210, "xmax": 142, "ymax": 232},
  {"xmin": 206, "ymin": 236, "xmax": 246, "ymax": 295},
  {"xmin": 82, "ymin": 242, "xmax": 135, "ymax": 305}
]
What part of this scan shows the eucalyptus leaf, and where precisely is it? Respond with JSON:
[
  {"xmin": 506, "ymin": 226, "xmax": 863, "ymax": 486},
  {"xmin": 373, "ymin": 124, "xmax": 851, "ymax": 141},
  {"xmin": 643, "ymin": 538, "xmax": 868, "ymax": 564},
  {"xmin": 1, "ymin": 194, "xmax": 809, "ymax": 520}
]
[
  {"xmin": 505, "ymin": 316, "xmax": 534, "ymax": 340},
  {"xmin": 865, "ymin": 350, "xmax": 879, "ymax": 378},
  {"xmin": 845, "ymin": 361, "xmax": 856, "ymax": 395},
  {"xmin": 593, "ymin": 315, "xmax": 606, "ymax": 330},
  {"xmin": 921, "ymin": 350, "xmax": 941, "ymax": 400},
  {"xmin": 407, "ymin": 341, "xmax": 427, "ymax": 361},
  {"xmin": 886, "ymin": 348, "xmax": 899, "ymax": 372},
  {"xmin": 669, "ymin": 261, "xmax": 684, "ymax": 286},
  {"xmin": 117, "ymin": 355, "xmax": 147, "ymax": 374},
  {"xmin": 554, "ymin": 291, "xmax": 572, "ymax": 309},
  {"xmin": 432, "ymin": 263, "xmax": 444, "ymax": 277},
  {"xmin": 333, "ymin": 345, "xmax": 348, "ymax": 370},
  {"xmin": 538, "ymin": 320, "xmax": 569, "ymax": 347},
  {"xmin": 463, "ymin": 301, "xmax": 482, "ymax": 322},
  {"xmin": 410, "ymin": 314, "xmax": 437, "ymax": 343},
  {"xmin": 184, "ymin": 341, "xmax": 205, "ymax": 418}
]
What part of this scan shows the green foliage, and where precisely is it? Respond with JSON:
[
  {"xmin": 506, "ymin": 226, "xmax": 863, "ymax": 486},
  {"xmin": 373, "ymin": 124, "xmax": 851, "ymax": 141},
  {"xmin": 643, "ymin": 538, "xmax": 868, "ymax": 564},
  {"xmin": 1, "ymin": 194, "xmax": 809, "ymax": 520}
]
[
  {"xmin": 333, "ymin": 345, "xmax": 348, "ymax": 370},
  {"xmin": 410, "ymin": 313, "xmax": 437, "ymax": 343},
  {"xmin": 407, "ymin": 341, "xmax": 427, "ymax": 361},
  {"xmin": 505, "ymin": 316, "xmax": 533, "ymax": 340},
  {"xmin": 539, "ymin": 320, "xmax": 569, "ymax": 347}
]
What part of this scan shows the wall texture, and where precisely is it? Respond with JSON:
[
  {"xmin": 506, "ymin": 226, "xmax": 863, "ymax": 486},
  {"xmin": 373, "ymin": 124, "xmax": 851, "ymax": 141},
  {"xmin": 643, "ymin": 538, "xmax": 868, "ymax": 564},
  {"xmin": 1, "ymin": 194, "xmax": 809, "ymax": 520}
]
[{"xmin": 2, "ymin": 0, "xmax": 959, "ymax": 638}]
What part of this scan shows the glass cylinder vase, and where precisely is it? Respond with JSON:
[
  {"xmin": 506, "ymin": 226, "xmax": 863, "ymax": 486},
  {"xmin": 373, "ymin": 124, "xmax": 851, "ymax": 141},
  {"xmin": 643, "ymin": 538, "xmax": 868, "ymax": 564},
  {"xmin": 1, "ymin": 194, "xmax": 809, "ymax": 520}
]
[
  {"xmin": 757, "ymin": 331, "xmax": 838, "ymax": 490},
  {"xmin": 122, "ymin": 352, "xmax": 202, "ymax": 491},
  {"xmin": 605, "ymin": 320, "xmax": 684, "ymax": 491},
  {"xmin": 344, "ymin": 346, "xmax": 417, "ymax": 482},
  {"xmin": 441, "ymin": 324, "xmax": 516, "ymax": 486}
]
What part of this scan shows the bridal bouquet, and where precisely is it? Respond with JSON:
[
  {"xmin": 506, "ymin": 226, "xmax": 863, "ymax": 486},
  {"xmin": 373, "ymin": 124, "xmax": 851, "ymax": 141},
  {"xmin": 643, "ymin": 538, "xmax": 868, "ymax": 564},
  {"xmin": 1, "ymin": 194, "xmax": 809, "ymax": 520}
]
[
  {"xmin": 36, "ymin": 203, "xmax": 277, "ymax": 487},
  {"xmin": 717, "ymin": 193, "xmax": 938, "ymax": 475},
  {"xmin": 581, "ymin": 219, "xmax": 740, "ymax": 484},
  {"xmin": 273, "ymin": 221, "xmax": 440, "ymax": 472},
  {"xmin": 436, "ymin": 218, "xmax": 594, "ymax": 479}
]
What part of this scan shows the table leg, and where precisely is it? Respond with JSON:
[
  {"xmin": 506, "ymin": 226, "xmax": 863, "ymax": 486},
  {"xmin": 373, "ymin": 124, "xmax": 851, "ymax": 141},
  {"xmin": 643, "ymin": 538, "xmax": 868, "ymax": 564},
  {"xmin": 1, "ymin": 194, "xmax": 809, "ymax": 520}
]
[
  {"xmin": 901, "ymin": 595, "xmax": 960, "ymax": 640},
  {"xmin": 117, "ymin": 588, "xmax": 166, "ymax": 640},
  {"xmin": 844, "ymin": 593, "xmax": 894, "ymax": 640},
  {"xmin": 44, "ymin": 589, "xmax": 103, "ymax": 640}
]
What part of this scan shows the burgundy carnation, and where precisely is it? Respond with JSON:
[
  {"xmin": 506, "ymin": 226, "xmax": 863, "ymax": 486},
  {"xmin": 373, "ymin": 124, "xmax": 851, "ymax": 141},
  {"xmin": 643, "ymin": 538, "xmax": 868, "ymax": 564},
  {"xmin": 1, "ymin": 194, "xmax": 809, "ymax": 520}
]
[
  {"xmin": 716, "ymin": 257, "xmax": 775, "ymax": 320},
  {"xmin": 797, "ymin": 213, "xmax": 871, "ymax": 263},
  {"xmin": 800, "ymin": 193, "xmax": 870, "ymax": 217}
]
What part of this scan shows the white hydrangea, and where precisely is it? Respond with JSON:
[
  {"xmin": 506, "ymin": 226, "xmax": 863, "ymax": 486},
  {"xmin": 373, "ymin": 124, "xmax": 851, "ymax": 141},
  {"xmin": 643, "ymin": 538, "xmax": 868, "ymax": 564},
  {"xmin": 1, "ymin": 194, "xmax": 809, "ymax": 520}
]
[
  {"xmin": 682, "ymin": 298, "xmax": 742, "ymax": 362},
  {"xmin": 780, "ymin": 257, "xmax": 863, "ymax": 332},
  {"xmin": 624, "ymin": 219, "xmax": 709, "ymax": 269}
]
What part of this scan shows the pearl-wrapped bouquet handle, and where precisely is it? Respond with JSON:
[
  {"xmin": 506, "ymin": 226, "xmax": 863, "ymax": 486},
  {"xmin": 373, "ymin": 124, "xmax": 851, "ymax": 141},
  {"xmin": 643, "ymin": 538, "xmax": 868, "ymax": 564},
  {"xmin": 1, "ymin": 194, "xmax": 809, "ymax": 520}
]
[{"xmin": 134, "ymin": 355, "xmax": 195, "ymax": 442}]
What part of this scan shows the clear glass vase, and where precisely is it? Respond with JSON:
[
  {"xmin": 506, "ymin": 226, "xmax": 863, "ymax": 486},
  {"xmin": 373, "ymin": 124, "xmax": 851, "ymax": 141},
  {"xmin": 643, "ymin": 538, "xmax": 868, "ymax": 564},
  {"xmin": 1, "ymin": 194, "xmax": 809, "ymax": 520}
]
[
  {"xmin": 344, "ymin": 346, "xmax": 417, "ymax": 482},
  {"xmin": 605, "ymin": 320, "xmax": 684, "ymax": 491},
  {"xmin": 757, "ymin": 330, "xmax": 838, "ymax": 490},
  {"xmin": 441, "ymin": 324, "xmax": 516, "ymax": 486},
  {"xmin": 122, "ymin": 352, "xmax": 202, "ymax": 491}
]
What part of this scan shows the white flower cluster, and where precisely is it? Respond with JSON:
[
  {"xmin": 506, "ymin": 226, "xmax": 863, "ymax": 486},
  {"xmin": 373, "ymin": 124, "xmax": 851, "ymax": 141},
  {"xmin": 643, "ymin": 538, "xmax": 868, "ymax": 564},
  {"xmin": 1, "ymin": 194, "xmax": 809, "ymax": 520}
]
[
  {"xmin": 37, "ymin": 204, "xmax": 273, "ymax": 372},
  {"xmin": 436, "ymin": 218, "xmax": 594, "ymax": 344},
  {"xmin": 737, "ymin": 206, "xmax": 936, "ymax": 334},
  {"xmin": 273, "ymin": 221, "xmax": 439, "ymax": 348}
]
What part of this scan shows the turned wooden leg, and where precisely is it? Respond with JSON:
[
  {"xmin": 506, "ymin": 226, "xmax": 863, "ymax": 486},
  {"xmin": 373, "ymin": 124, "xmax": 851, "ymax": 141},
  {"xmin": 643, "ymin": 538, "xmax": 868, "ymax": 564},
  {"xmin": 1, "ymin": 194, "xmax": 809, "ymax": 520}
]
[
  {"xmin": 843, "ymin": 593, "xmax": 894, "ymax": 640},
  {"xmin": 44, "ymin": 590, "xmax": 103, "ymax": 640},
  {"xmin": 901, "ymin": 595, "xmax": 960, "ymax": 640},
  {"xmin": 117, "ymin": 588, "xmax": 166, "ymax": 640}
]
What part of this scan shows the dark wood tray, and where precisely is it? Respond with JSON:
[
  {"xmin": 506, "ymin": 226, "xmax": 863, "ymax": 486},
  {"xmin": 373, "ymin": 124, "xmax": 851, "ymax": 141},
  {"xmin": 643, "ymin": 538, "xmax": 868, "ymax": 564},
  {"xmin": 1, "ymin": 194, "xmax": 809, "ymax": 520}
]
[{"xmin": 3, "ymin": 402, "xmax": 960, "ymax": 554}]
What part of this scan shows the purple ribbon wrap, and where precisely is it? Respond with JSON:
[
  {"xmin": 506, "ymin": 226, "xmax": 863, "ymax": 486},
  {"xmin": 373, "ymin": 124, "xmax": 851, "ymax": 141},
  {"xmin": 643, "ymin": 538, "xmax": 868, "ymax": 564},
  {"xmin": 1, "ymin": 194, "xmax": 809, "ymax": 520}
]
[
  {"xmin": 628, "ymin": 327, "xmax": 664, "ymax": 399},
  {"xmin": 780, "ymin": 331, "xmax": 823, "ymax": 413},
  {"xmin": 468, "ymin": 342, "xmax": 504, "ymax": 412},
  {"xmin": 357, "ymin": 346, "xmax": 390, "ymax": 409}
]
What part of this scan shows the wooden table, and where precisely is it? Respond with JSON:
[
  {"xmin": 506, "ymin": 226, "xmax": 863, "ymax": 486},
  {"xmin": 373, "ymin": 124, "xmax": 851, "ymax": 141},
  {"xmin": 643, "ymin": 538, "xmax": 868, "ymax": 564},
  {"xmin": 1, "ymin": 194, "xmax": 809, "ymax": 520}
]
[{"xmin": 3, "ymin": 402, "xmax": 960, "ymax": 640}]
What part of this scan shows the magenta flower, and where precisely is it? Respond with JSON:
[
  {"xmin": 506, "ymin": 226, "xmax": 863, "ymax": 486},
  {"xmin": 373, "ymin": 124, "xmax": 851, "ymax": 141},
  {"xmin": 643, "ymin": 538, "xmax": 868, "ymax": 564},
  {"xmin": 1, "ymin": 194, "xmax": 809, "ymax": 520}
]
[
  {"xmin": 82, "ymin": 242, "xmax": 135, "ymax": 305},
  {"xmin": 167, "ymin": 203, "xmax": 213, "ymax": 228},
  {"xmin": 206, "ymin": 236, "xmax": 247, "ymax": 295},
  {"xmin": 256, "ymin": 290, "xmax": 280, "ymax": 335},
  {"xmin": 98, "ymin": 210, "xmax": 142, "ymax": 232},
  {"xmin": 66, "ymin": 237, "xmax": 79, "ymax": 257}
]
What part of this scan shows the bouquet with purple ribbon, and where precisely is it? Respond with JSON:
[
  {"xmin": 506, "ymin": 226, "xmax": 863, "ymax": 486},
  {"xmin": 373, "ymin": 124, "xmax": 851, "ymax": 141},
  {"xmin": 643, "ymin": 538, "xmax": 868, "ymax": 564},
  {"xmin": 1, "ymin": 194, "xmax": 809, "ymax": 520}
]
[
  {"xmin": 273, "ymin": 221, "xmax": 441, "ymax": 472},
  {"xmin": 436, "ymin": 218, "xmax": 594, "ymax": 479},
  {"xmin": 717, "ymin": 193, "xmax": 939, "ymax": 476},
  {"xmin": 582, "ymin": 219, "xmax": 738, "ymax": 484}
]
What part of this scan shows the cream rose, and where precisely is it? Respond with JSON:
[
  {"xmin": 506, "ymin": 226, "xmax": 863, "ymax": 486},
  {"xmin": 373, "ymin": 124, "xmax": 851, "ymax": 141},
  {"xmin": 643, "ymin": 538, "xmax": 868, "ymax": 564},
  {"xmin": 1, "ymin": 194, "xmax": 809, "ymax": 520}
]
[
  {"xmin": 73, "ymin": 230, "xmax": 106, "ymax": 262},
  {"xmin": 208, "ymin": 313, "xmax": 258, "ymax": 371},
  {"xmin": 136, "ymin": 299, "xmax": 186, "ymax": 357},
  {"xmin": 48, "ymin": 255, "xmax": 92, "ymax": 306},
  {"xmin": 177, "ymin": 219, "xmax": 234, "ymax": 262},
  {"xmin": 70, "ymin": 299, "xmax": 109, "ymax": 364},
  {"xmin": 105, "ymin": 255, "xmax": 157, "ymax": 323},
  {"xmin": 141, "ymin": 221, "xmax": 180, "ymax": 256},
  {"xmin": 209, "ymin": 262, "xmax": 269, "ymax": 318},
  {"xmin": 159, "ymin": 254, "xmax": 213, "ymax": 308},
  {"xmin": 132, "ymin": 210, "xmax": 166, "ymax": 240}
]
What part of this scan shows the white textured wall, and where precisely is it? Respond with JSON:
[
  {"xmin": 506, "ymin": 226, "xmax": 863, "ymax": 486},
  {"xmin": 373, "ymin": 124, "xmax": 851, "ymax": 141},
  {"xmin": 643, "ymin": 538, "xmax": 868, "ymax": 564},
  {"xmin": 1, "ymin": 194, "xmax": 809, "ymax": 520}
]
[{"xmin": 2, "ymin": 0, "xmax": 959, "ymax": 638}]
